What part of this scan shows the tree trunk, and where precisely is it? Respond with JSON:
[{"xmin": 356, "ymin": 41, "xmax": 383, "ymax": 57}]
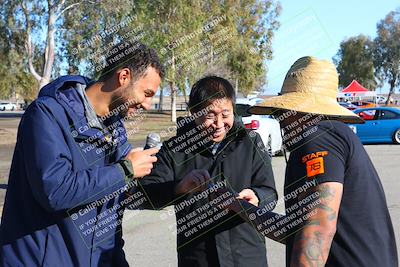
[
  {"xmin": 170, "ymin": 81, "xmax": 177, "ymax": 123},
  {"xmin": 385, "ymin": 78, "xmax": 396, "ymax": 105},
  {"xmin": 184, "ymin": 78, "xmax": 190, "ymax": 115},
  {"xmin": 182, "ymin": 81, "xmax": 188, "ymax": 104},
  {"xmin": 235, "ymin": 78, "xmax": 239, "ymax": 95},
  {"xmin": 171, "ymin": 51, "xmax": 177, "ymax": 122},
  {"xmin": 158, "ymin": 87, "xmax": 164, "ymax": 111},
  {"xmin": 39, "ymin": 11, "xmax": 56, "ymax": 89},
  {"xmin": 22, "ymin": 2, "xmax": 82, "ymax": 92}
]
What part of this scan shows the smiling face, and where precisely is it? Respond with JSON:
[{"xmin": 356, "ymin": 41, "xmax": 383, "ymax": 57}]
[
  {"xmin": 194, "ymin": 98, "xmax": 234, "ymax": 143},
  {"xmin": 110, "ymin": 66, "xmax": 161, "ymax": 118}
]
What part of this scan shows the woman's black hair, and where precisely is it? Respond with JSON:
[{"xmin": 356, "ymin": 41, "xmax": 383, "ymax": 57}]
[{"xmin": 188, "ymin": 76, "xmax": 236, "ymax": 113}]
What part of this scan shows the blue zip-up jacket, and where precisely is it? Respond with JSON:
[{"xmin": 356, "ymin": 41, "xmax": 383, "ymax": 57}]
[{"xmin": 0, "ymin": 76, "xmax": 133, "ymax": 266}]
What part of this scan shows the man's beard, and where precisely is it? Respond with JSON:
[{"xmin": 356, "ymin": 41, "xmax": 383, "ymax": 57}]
[{"xmin": 109, "ymin": 86, "xmax": 138, "ymax": 119}]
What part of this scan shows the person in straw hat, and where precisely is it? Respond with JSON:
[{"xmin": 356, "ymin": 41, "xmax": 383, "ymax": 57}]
[{"xmin": 219, "ymin": 56, "xmax": 398, "ymax": 267}]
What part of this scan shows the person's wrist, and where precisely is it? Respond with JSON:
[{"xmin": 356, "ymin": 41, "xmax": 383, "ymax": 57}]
[
  {"xmin": 117, "ymin": 159, "xmax": 134, "ymax": 184},
  {"xmin": 245, "ymin": 188, "xmax": 260, "ymax": 206},
  {"xmin": 248, "ymin": 188, "xmax": 259, "ymax": 200}
]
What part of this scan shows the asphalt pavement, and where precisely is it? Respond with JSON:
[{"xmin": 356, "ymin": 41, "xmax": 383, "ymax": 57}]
[
  {"xmin": 122, "ymin": 144, "xmax": 400, "ymax": 267},
  {"xmin": 0, "ymin": 113, "xmax": 399, "ymax": 266}
]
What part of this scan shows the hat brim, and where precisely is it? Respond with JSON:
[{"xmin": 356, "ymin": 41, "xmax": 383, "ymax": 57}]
[{"xmin": 248, "ymin": 92, "xmax": 364, "ymax": 124}]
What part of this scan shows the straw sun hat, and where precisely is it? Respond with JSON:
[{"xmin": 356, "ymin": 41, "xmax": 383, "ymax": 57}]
[{"xmin": 249, "ymin": 56, "xmax": 364, "ymax": 124}]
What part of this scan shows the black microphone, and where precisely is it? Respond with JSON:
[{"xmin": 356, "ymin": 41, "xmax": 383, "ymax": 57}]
[{"xmin": 144, "ymin": 133, "xmax": 161, "ymax": 149}]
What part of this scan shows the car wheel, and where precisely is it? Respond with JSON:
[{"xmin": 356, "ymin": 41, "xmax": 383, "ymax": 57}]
[{"xmin": 394, "ymin": 129, "xmax": 400, "ymax": 144}]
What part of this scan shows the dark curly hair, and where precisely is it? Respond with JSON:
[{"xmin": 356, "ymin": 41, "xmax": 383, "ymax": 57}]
[
  {"xmin": 98, "ymin": 41, "xmax": 164, "ymax": 82},
  {"xmin": 188, "ymin": 76, "xmax": 236, "ymax": 113}
]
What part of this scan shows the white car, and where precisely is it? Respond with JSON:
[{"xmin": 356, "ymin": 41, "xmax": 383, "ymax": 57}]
[
  {"xmin": 376, "ymin": 96, "xmax": 387, "ymax": 104},
  {"xmin": 0, "ymin": 102, "xmax": 17, "ymax": 111},
  {"xmin": 236, "ymin": 98, "xmax": 283, "ymax": 156}
]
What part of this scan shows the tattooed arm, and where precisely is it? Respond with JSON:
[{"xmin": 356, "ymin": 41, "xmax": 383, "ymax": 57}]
[{"xmin": 290, "ymin": 182, "xmax": 343, "ymax": 267}]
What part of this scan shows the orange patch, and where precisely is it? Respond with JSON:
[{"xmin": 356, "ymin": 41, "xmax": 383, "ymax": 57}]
[{"xmin": 306, "ymin": 157, "xmax": 325, "ymax": 178}]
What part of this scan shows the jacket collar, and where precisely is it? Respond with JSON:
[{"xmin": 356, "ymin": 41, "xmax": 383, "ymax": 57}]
[{"xmin": 38, "ymin": 75, "xmax": 122, "ymax": 142}]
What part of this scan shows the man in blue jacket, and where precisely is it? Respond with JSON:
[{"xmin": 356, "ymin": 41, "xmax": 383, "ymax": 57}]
[{"xmin": 0, "ymin": 41, "xmax": 164, "ymax": 266}]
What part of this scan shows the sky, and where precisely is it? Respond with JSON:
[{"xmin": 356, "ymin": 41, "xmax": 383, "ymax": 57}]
[{"xmin": 264, "ymin": 0, "xmax": 400, "ymax": 95}]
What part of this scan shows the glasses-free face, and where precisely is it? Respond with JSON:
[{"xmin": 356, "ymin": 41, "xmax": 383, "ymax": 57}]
[
  {"xmin": 110, "ymin": 67, "xmax": 161, "ymax": 118},
  {"xmin": 195, "ymin": 98, "xmax": 234, "ymax": 143}
]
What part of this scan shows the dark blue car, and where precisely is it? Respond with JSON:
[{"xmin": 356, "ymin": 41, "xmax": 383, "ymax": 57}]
[{"xmin": 348, "ymin": 107, "xmax": 400, "ymax": 144}]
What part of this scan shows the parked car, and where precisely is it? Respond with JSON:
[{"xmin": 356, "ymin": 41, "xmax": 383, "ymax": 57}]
[
  {"xmin": 339, "ymin": 102, "xmax": 358, "ymax": 110},
  {"xmin": 236, "ymin": 98, "xmax": 283, "ymax": 156},
  {"xmin": 351, "ymin": 101, "xmax": 376, "ymax": 109},
  {"xmin": 376, "ymin": 96, "xmax": 388, "ymax": 104},
  {"xmin": 348, "ymin": 107, "xmax": 400, "ymax": 144},
  {"xmin": 0, "ymin": 102, "xmax": 17, "ymax": 111}
]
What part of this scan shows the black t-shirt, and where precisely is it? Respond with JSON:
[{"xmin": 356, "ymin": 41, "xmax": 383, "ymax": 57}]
[{"xmin": 284, "ymin": 120, "xmax": 398, "ymax": 267}]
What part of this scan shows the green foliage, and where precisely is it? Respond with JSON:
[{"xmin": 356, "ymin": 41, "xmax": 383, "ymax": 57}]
[
  {"xmin": 0, "ymin": 0, "xmax": 281, "ymax": 103},
  {"xmin": 334, "ymin": 7, "xmax": 400, "ymax": 101},
  {"xmin": 0, "ymin": 1, "xmax": 37, "ymax": 100},
  {"xmin": 62, "ymin": 0, "xmax": 135, "ymax": 77},
  {"xmin": 225, "ymin": 0, "xmax": 281, "ymax": 96},
  {"xmin": 0, "ymin": 50, "xmax": 37, "ymax": 101},
  {"xmin": 333, "ymin": 35, "xmax": 376, "ymax": 90},
  {"xmin": 373, "ymin": 8, "xmax": 400, "ymax": 102}
]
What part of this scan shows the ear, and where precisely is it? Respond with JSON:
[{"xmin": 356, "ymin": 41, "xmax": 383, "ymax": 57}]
[{"xmin": 117, "ymin": 68, "xmax": 131, "ymax": 86}]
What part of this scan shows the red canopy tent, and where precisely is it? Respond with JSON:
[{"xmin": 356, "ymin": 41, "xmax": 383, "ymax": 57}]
[{"xmin": 337, "ymin": 80, "xmax": 376, "ymax": 98}]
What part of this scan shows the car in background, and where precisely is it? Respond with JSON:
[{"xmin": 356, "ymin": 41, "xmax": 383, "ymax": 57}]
[
  {"xmin": 339, "ymin": 102, "xmax": 358, "ymax": 110},
  {"xmin": 351, "ymin": 101, "xmax": 376, "ymax": 109},
  {"xmin": 348, "ymin": 107, "xmax": 400, "ymax": 144},
  {"xmin": 236, "ymin": 98, "xmax": 283, "ymax": 156},
  {"xmin": 376, "ymin": 96, "xmax": 388, "ymax": 104},
  {"xmin": 0, "ymin": 102, "xmax": 17, "ymax": 111}
]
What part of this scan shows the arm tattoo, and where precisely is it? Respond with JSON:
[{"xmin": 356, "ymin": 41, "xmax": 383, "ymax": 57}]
[
  {"xmin": 316, "ymin": 185, "xmax": 337, "ymax": 221},
  {"xmin": 290, "ymin": 183, "xmax": 341, "ymax": 267},
  {"xmin": 291, "ymin": 230, "xmax": 334, "ymax": 267},
  {"xmin": 304, "ymin": 232, "xmax": 324, "ymax": 266},
  {"xmin": 302, "ymin": 184, "xmax": 338, "ymax": 226}
]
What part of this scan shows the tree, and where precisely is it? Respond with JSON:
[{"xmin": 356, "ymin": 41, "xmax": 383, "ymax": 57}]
[
  {"xmin": 333, "ymin": 35, "xmax": 376, "ymax": 90},
  {"xmin": 1, "ymin": 0, "xmax": 281, "ymax": 113},
  {"xmin": 137, "ymin": 0, "xmax": 280, "ymax": 121},
  {"xmin": 225, "ymin": 0, "xmax": 281, "ymax": 96},
  {"xmin": 0, "ymin": 50, "xmax": 38, "ymax": 101},
  {"xmin": 62, "ymin": 0, "xmax": 135, "ymax": 77},
  {"xmin": 373, "ymin": 8, "xmax": 400, "ymax": 104},
  {"xmin": 2, "ymin": 0, "xmax": 95, "ymax": 92},
  {"xmin": 136, "ymin": 0, "xmax": 209, "ymax": 122},
  {"xmin": 0, "ymin": 4, "xmax": 37, "ymax": 101}
]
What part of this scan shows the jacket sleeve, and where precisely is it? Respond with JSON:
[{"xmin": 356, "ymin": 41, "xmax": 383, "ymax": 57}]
[
  {"xmin": 137, "ymin": 144, "xmax": 178, "ymax": 209},
  {"xmin": 249, "ymin": 133, "xmax": 278, "ymax": 209},
  {"xmin": 21, "ymin": 101, "xmax": 127, "ymax": 212}
]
